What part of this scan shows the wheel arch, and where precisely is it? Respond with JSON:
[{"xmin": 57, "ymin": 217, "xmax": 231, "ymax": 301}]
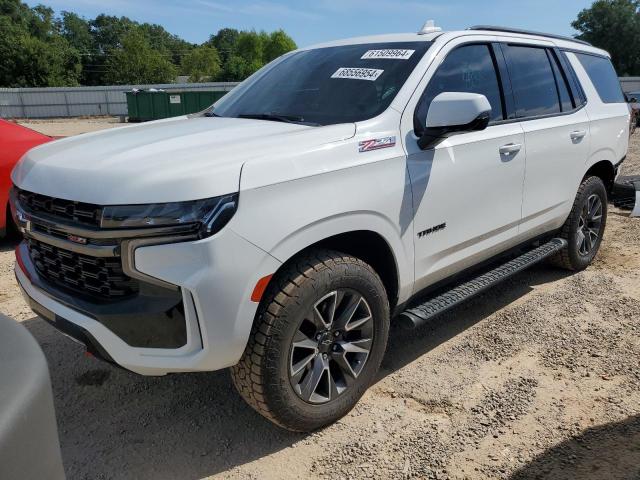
[
  {"xmin": 268, "ymin": 228, "xmax": 407, "ymax": 312},
  {"xmin": 584, "ymin": 159, "xmax": 616, "ymax": 194}
]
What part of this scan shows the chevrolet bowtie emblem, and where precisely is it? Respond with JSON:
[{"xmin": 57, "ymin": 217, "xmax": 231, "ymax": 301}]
[{"xmin": 67, "ymin": 234, "xmax": 88, "ymax": 245}]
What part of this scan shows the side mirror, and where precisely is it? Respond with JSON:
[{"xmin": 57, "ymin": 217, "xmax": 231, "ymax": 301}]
[
  {"xmin": 418, "ymin": 92, "xmax": 492, "ymax": 150},
  {"xmin": 630, "ymin": 97, "xmax": 638, "ymax": 104}
]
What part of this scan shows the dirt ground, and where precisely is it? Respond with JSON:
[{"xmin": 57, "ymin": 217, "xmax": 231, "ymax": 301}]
[
  {"xmin": 1, "ymin": 124, "xmax": 639, "ymax": 480},
  {"xmin": 18, "ymin": 117, "xmax": 124, "ymax": 137}
]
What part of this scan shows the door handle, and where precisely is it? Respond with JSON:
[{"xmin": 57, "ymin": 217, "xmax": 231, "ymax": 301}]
[
  {"xmin": 499, "ymin": 143, "xmax": 522, "ymax": 155},
  {"xmin": 570, "ymin": 130, "xmax": 587, "ymax": 140}
]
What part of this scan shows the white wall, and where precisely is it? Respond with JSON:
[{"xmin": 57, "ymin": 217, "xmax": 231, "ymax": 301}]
[{"xmin": 620, "ymin": 77, "xmax": 640, "ymax": 94}]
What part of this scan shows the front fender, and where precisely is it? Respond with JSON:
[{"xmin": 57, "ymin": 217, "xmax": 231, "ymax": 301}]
[
  {"xmin": 261, "ymin": 211, "xmax": 413, "ymax": 303},
  {"xmin": 232, "ymin": 157, "xmax": 416, "ymax": 305}
]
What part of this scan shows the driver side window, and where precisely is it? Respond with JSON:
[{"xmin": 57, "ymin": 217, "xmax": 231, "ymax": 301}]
[{"xmin": 414, "ymin": 44, "xmax": 505, "ymax": 135}]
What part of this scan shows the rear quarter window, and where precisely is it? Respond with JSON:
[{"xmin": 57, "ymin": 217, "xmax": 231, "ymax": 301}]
[{"xmin": 574, "ymin": 53, "xmax": 625, "ymax": 104}]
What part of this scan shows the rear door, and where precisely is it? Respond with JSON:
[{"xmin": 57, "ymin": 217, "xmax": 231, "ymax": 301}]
[
  {"xmin": 568, "ymin": 52, "xmax": 630, "ymax": 170},
  {"xmin": 500, "ymin": 42, "xmax": 591, "ymax": 237}
]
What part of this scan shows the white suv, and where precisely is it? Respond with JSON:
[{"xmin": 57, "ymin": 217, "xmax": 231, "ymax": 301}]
[{"xmin": 11, "ymin": 24, "xmax": 629, "ymax": 431}]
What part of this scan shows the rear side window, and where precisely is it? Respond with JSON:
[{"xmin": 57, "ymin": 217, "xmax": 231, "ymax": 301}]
[
  {"xmin": 503, "ymin": 45, "xmax": 561, "ymax": 118},
  {"xmin": 549, "ymin": 51, "xmax": 574, "ymax": 111},
  {"xmin": 574, "ymin": 53, "xmax": 625, "ymax": 104},
  {"xmin": 415, "ymin": 44, "xmax": 504, "ymax": 133},
  {"xmin": 558, "ymin": 51, "xmax": 587, "ymax": 107}
]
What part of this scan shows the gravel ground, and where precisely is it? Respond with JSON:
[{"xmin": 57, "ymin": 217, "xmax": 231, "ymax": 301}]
[
  {"xmin": 0, "ymin": 126, "xmax": 639, "ymax": 480},
  {"xmin": 18, "ymin": 117, "xmax": 124, "ymax": 137}
]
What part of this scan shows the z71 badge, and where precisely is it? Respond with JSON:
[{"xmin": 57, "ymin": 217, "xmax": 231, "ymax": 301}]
[{"xmin": 359, "ymin": 136, "xmax": 396, "ymax": 153}]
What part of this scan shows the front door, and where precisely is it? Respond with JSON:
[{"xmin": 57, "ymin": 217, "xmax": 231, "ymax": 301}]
[{"xmin": 402, "ymin": 41, "xmax": 526, "ymax": 293}]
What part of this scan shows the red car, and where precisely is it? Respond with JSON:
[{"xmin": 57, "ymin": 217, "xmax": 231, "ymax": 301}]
[{"xmin": 0, "ymin": 120, "xmax": 53, "ymax": 237}]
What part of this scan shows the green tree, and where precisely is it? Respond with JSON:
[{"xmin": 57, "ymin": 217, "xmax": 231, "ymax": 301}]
[
  {"xmin": 0, "ymin": 16, "xmax": 25, "ymax": 87},
  {"xmin": 214, "ymin": 29, "xmax": 297, "ymax": 81},
  {"xmin": 28, "ymin": 4, "xmax": 55, "ymax": 39},
  {"xmin": 236, "ymin": 30, "xmax": 265, "ymax": 71},
  {"xmin": 264, "ymin": 29, "xmax": 297, "ymax": 63},
  {"xmin": 208, "ymin": 27, "xmax": 239, "ymax": 64},
  {"xmin": 139, "ymin": 22, "xmax": 194, "ymax": 65},
  {"xmin": 223, "ymin": 55, "xmax": 252, "ymax": 81},
  {"xmin": 572, "ymin": 0, "xmax": 640, "ymax": 75},
  {"xmin": 16, "ymin": 34, "xmax": 82, "ymax": 86},
  {"xmin": 58, "ymin": 11, "xmax": 92, "ymax": 53},
  {"xmin": 90, "ymin": 14, "xmax": 135, "ymax": 53},
  {"xmin": 181, "ymin": 45, "xmax": 221, "ymax": 82},
  {"xmin": 0, "ymin": 5, "xmax": 81, "ymax": 87},
  {"xmin": 58, "ymin": 11, "xmax": 96, "ymax": 84},
  {"xmin": 0, "ymin": 0, "xmax": 298, "ymax": 87},
  {"xmin": 0, "ymin": 0, "xmax": 30, "ymax": 24},
  {"xmin": 79, "ymin": 14, "xmax": 136, "ymax": 85},
  {"xmin": 104, "ymin": 29, "xmax": 177, "ymax": 85}
]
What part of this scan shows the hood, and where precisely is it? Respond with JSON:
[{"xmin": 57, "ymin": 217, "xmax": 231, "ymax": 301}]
[{"xmin": 12, "ymin": 116, "xmax": 355, "ymax": 204}]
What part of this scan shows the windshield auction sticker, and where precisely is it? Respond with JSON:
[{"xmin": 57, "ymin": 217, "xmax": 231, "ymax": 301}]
[
  {"xmin": 361, "ymin": 49, "xmax": 415, "ymax": 60},
  {"xmin": 331, "ymin": 67, "xmax": 384, "ymax": 81}
]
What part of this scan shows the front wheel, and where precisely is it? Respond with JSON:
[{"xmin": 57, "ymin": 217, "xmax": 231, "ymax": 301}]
[
  {"xmin": 551, "ymin": 176, "xmax": 608, "ymax": 271},
  {"xmin": 231, "ymin": 250, "xmax": 389, "ymax": 432}
]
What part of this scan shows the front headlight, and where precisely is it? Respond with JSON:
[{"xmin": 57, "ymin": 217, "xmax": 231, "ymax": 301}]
[{"xmin": 100, "ymin": 193, "xmax": 238, "ymax": 238}]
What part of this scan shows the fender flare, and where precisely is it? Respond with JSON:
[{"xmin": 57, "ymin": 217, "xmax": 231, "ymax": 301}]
[{"xmin": 266, "ymin": 211, "xmax": 414, "ymax": 304}]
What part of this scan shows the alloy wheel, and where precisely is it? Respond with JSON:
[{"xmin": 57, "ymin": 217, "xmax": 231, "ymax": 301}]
[
  {"xmin": 577, "ymin": 193, "xmax": 603, "ymax": 256},
  {"xmin": 288, "ymin": 289, "xmax": 374, "ymax": 404}
]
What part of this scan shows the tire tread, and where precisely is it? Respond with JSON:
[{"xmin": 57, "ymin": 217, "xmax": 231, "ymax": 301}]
[
  {"xmin": 550, "ymin": 175, "xmax": 607, "ymax": 271},
  {"xmin": 231, "ymin": 249, "xmax": 386, "ymax": 431}
]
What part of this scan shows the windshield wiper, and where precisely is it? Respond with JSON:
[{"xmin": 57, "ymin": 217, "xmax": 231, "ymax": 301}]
[
  {"xmin": 237, "ymin": 112, "xmax": 319, "ymax": 126},
  {"xmin": 204, "ymin": 111, "xmax": 220, "ymax": 117}
]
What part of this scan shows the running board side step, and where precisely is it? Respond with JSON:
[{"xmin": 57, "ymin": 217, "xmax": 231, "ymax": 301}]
[{"xmin": 398, "ymin": 238, "xmax": 568, "ymax": 329}]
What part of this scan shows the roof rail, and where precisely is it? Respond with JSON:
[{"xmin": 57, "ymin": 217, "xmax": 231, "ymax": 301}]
[{"xmin": 467, "ymin": 25, "xmax": 592, "ymax": 46}]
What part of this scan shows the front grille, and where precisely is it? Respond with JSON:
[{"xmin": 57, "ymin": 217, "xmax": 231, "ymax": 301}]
[
  {"xmin": 26, "ymin": 238, "xmax": 138, "ymax": 300},
  {"xmin": 17, "ymin": 188, "xmax": 102, "ymax": 227}
]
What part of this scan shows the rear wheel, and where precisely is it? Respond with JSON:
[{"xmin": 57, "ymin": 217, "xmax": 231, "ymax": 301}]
[
  {"xmin": 231, "ymin": 250, "xmax": 389, "ymax": 432},
  {"xmin": 551, "ymin": 176, "xmax": 607, "ymax": 271}
]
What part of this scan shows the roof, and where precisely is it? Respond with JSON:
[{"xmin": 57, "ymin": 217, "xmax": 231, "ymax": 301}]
[
  {"xmin": 302, "ymin": 27, "xmax": 609, "ymax": 58},
  {"xmin": 467, "ymin": 25, "xmax": 591, "ymax": 46},
  {"xmin": 301, "ymin": 32, "xmax": 441, "ymax": 50}
]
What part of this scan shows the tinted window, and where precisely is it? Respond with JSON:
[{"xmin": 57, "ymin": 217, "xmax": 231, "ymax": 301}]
[
  {"xmin": 211, "ymin": 42, "xmax": 432, "ymax": 126},
  {"xmin": 575, "ymin": 53, "xmax": 625, "ymax": 104},
  {"xmin": 549, "ymin": 51, "xmax": 574, "ymax": 111},
  {"xmin": 415, "ymin": 44, "xmax": 504, "ymax": 132},
  {"xmin": 504, "ymin": 45, "xmax": 560, "ymax": 118},
  {"xmin": 559, "ymin": 51, "xmax": 587, "ymax": 106}
]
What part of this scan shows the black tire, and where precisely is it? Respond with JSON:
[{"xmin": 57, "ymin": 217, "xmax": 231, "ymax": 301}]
[
  {"xmin": 551, "ymin": 176, "xmax": 608, "ymax": 271},
  {"xmin": 231, "ymin": 249, "xmax": 390, "ymax": 432}
]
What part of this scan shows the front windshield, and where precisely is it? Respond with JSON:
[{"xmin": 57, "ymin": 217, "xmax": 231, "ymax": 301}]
[{"xmin": 211, "ymin": 41, "xmax": 432, "ymax": 126}]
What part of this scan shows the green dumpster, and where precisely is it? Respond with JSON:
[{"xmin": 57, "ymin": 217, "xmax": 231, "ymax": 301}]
[{"xmin": 126, "ymin": 90, "xmax": 228, "ymax": 122}]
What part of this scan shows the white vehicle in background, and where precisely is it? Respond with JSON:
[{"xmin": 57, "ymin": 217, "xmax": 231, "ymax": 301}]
[{"xmin": 11, "ymin": 23, "xmax": 629, "ymax": 431}]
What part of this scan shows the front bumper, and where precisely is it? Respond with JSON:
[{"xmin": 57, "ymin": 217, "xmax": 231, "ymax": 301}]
[{"xmin": 16, "ymin": 228, "xmax": 281, "ymax": 376}]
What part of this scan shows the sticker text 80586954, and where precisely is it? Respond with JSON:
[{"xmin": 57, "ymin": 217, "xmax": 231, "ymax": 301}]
[{"xmin": 331, "ymin": 67, "xmax": 384, "ymax": 81}]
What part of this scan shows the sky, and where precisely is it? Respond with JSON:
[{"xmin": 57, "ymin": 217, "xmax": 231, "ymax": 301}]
[{"xmin": 25, "ymin": 0, "xmax": 595, "ymax": 47}]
